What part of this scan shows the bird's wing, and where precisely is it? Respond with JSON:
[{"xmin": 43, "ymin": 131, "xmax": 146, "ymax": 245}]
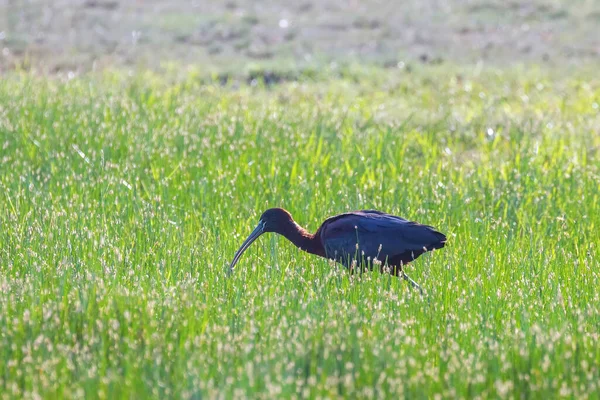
[{"xmin": 318, "ymin": 211, "xmax": 446, "ymax": 265}]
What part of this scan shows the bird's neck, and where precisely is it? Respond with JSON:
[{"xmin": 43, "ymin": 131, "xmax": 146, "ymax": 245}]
[{"xmin": 279, "ymin": 220, "xmax": 325, "ymax": 257}]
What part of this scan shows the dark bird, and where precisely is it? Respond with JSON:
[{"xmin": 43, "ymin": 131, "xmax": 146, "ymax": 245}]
[{"xmin": 228, "ymin": 208, "xmax": 446, "ymax": 293}]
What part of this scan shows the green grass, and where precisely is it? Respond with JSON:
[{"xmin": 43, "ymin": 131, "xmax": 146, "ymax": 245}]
[{"xmin": 0, "ymin": 66, "xmax": 599, "ymax": 398}]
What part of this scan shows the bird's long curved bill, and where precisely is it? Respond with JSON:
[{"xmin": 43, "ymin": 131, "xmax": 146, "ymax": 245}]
[{"xmin": 228, "ymin": 222, "xmax": 264, "ymax": 275}]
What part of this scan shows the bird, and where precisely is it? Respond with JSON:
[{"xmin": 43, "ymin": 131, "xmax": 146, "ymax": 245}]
[{"xmin": 228, "ymin": 208, "xmax": 446, "ymax": 293}]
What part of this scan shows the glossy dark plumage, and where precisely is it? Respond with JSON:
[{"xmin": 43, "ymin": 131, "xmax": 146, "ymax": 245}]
[
  {"xmin": 228, "ymin": 208, "xmax": 447, "ymax": 292},
  {"xmin": 317, "ymin": 210, "xmax": 446, "ymax": 273}
]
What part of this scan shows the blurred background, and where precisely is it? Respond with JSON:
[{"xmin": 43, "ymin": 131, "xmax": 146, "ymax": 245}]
[{"xmin": 1, "ymin": 0, "xmax": 599, "ymax": 73}]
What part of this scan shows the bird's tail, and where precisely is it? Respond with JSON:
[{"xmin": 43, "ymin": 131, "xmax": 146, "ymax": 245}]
[{"xmin": 429, "ymin": 230, "xmax": 447, "ymax": 249}]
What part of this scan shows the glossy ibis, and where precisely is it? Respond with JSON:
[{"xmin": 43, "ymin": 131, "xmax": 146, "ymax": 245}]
[{"xmin": 228, "ymin": 208, "xmax": 446, "ymax": 293}]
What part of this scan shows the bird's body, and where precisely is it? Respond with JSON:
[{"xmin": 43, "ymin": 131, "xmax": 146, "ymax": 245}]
[
  {"xmin": 316, "ymin": 210, "xmax": 446, "ymax": 274},
  {"xmin": 229, "ymin": 208, "xmax": 447, "ymax": 292}
]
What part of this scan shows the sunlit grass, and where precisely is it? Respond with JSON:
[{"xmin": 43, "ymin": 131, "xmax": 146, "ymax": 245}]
[{"xmin": 0, "ymin": 66, "xmax": 599, "ymax": 398}]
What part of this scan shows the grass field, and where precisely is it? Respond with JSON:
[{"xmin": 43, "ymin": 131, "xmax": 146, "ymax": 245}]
[{"xmin": 0, "ymin": 66, "xmax": 599, "ymax": 398}]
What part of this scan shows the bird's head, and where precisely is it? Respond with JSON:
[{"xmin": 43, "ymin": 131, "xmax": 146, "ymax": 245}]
[
  {"xmin": 228, "ymin": 208, "xmax": 293, "ymax": 274},
  {"xmin": 259, "ymin": 208, "xmax": 293, "ymax": 232}
]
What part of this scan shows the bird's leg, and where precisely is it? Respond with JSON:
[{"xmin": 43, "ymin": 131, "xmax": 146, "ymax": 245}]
[
  {"xmin": 401, "ymin": 272, "xmax": 424, "ymax": 296},
  {"xmin": 390, "ymin": 264, "xmax": 424, "ymax": 295}
]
